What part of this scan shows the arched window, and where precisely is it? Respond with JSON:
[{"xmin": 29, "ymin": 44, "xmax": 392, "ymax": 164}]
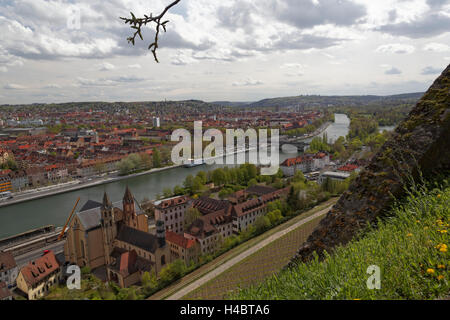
[{"xmin": 161, "ymin": 255, "xmax": 166, "ymax": 266}]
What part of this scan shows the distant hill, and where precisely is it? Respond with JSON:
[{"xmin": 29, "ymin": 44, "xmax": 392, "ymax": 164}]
[
  {"xmin": 210, "ymin": 101, "xmax": 253, "ymax": 107},
  {"xmin": 244, "ymin": 92, "xmax": 424, "ymax": 108},
  {"xmin": 2, "ymin": 93, "xmax": 424, "ymax": 109}
]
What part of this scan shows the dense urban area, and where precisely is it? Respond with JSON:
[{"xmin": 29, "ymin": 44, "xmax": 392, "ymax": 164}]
[{"xmin": 0, "ymin": 92, "xmax": 424, "ymax": 300}]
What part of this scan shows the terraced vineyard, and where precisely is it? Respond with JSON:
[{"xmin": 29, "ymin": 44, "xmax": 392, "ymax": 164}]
[{"xmin": 184, "ymin": 215, "xmax": 324, "ymax": 300}]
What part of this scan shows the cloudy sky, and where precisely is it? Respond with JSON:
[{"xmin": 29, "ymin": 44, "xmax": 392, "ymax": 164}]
[{"xmin": 0, "ymin": 0, "xmax": 449, "ymax": 104}]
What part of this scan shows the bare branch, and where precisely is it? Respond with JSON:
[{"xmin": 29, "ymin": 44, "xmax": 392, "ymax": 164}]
[{"xmin": 120, "ymin": 0, "xmax": 181, "ymax": 63}]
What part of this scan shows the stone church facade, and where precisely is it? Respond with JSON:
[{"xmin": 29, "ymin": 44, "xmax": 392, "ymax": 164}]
[{"xmin": 64, "ymin": 187, "xmax": 170, "ymax": 287}]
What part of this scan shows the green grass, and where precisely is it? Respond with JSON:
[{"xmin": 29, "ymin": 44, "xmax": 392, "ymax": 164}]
[{"xmin": 232, "ymin": 180, "xmax": 450, "ymax": 300}]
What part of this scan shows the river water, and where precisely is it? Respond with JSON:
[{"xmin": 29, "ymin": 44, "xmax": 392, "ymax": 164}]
[{"xmin": 0, "ymin": 114, "xmax": 352, "ymax": 239}]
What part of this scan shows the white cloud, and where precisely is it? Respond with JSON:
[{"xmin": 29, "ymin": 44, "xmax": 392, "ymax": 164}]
[
  {"xmin": 0, "ymin": 0, "xmax": 449, "ymax": 103},
  {"xmin": 4, "ymin": 83, "xmax": 27, "ymax": 89},
  {"xmin": 280, "ymin": 63, "xmax": 305, "ymax": 69},
  {"xmin": 97, "ymin": 62, "xmax": 115, "ymax": 71},
  {"xmin": 232, "ymin": 78, "xmax": 264, "ymax": 86},
  {"xmin": 421, "ymin": 66, "xmax": 442, "ymax": 75},
  {"xmin": 385, "ymin": 66, "xmax": 402, "ymax": 75},
  {"xmin": 280, "ymin": 63, "xmax": 306, "ymax": 76},
  {"xmin": 43, "ymin": 84, "xmax": 62, "ymax": 89},
  {"xmin": 128, "ymin": 64, "xmax": 142, "ymax": 69},
  {"xmin": 376, "ymin": 43, "xmax": 415, "ymax": 54},
  {"xmin": 423, "ymin": 42, "xmax": 450, "ymax": 52}
]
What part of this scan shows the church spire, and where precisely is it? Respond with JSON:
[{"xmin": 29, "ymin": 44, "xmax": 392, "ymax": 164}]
[
  {"xmin": 102, "ymin": 192, "xmax": 112, "ymax": 208},
  {"xmin": 123, "ymin": 185, "xmax": 134, "ymax": 204}
]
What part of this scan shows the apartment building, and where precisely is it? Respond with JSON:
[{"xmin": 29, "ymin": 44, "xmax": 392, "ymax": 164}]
[
  {"xmin": 16, "ymin": 251, "xmax": 62, "ymax": 300},
  {"xmin": 0, "ymin": 252, "xmax": 19, "ymax": 287},
  {"xmin": 154, "ymin": 195, "xmax": 193, "ymax": 234}
]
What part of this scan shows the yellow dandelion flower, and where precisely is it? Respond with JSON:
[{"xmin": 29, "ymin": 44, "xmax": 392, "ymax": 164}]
[
  {"xmin": 440, "ymin": 247, "xmax": 448, "ymax": 253},
  {"xmin": 427, "ymin": 268, "xmax": 435, "ymax": 274},
  {"xmin": 437, "ymin": 275, "xmax": 444, "ymax": 280},
  {"xmin": 438, "ymin": 265, "xmax": 445, "ymax": 269},
  {"xmin": 437, "ymin": 194, "xmax": 441, "ymax": 198},
  {"xmin": 440, "ymin": 230, "xmax": 447, "ymax": 234},
  {"xmin": 416, "ymin": 220, "xmax": 420, "ymax": 223},
  {"xmin": 407, "ymin": 233, "xmax": 413, "ymax": 237}
]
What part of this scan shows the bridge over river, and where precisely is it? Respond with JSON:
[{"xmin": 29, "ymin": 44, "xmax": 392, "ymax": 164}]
[{"xmin": 0, "ymin": 114, "xmax": 351, "ymax": 239}]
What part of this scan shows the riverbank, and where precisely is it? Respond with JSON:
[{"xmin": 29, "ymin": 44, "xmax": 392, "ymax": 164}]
[
  {"xmin": 0, "ymin": 145, "xmax": 257, "ymax": 209},
  {"xmin": 303, "ymin": 121, "xmax": 332, "ymax": 141},
  {"xmin": 0, "ymin": 120, "xmax": 333, "ymax": 209},
  {"xmin": 0, "ymin": 114, "xmax": 348, "ymax": 239},
  {"xmin": 0, "ymin": 163, "xmax": 184, "ymax": 209}
]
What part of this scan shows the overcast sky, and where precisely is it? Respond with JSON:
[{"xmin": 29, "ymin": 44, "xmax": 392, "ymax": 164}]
[{"xmin": 0, "ymin": 0, "xmax": 449, "ymax": 104}]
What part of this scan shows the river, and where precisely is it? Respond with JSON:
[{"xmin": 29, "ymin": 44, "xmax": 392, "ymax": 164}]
[
  {"xmin": 0, "ymin": 114, "xmax": 353, "ymax": 239},
  {"xmin": 305, "ymin": 113, "xmax": 350, "ymax": 144}
]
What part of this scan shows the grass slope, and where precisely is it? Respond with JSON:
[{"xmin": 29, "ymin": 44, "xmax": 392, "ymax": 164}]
[{"xmin": 232, "ymin": 181, "xmax": 449, "ymax": 300}]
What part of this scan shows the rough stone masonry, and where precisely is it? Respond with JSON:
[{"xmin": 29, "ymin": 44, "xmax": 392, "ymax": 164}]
[{"xmin": 290, "ymin": 63, "xmax": 450, "ymax": 265}]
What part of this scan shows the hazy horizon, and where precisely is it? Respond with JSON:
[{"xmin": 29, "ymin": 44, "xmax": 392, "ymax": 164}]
[{"xmin": 0, "ymin": 90, "xmax": 428, "ymax": 106}]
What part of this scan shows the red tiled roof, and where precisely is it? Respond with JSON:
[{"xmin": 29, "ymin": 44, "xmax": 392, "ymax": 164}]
[
  {"xmin": 0, "ymin": 251, "xmax": 17, "ymax": 272},
  {"xmin": 232, "ymin": 187, "xmax": 289, "ymax": 217},
  {"xmin": 119, "ymin": 250, "xmax": 137, "ymax": 276},
  {"xmin": 19, "ymin": 251, "xmax": 60, "ymax": 287},
  {"xmin": 314, "ymin": 152, "xmax": 327, "ymax": 159},
  {"xmin": 338, "ymin": 164, "xmax": 359, "ymax": 172},
  {"xmin": 166, "ymin": 231, "xmax": 197, "ymax": 249},
  {"xmin": 280, "ymin": 155, "xmax": 312, "ymax": 167},
  {"xmin": 156, "ymin": 195, "xmax": 190, "ymax": 209}
]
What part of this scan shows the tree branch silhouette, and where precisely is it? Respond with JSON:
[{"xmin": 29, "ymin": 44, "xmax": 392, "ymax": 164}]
[{"xmin": 120, "ymin": 0, "xmax": 181, "ymax": 63}]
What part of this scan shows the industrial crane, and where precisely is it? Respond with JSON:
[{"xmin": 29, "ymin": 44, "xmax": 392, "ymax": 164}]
[{"xmin": 58, "ymin": 197, "xmax": 80, "ymax": 241}]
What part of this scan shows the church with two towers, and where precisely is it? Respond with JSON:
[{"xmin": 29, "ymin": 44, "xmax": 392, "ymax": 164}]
[{"xmin": 64, "ymin": 187, "xmax": 170, "ymax": 287}]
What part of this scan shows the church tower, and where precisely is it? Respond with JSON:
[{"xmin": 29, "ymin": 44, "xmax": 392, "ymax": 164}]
[
  {"xmin": 101, "ymin": 192, "xmax": 116, "ymax": 265},
  {"xmin": 123, "ymin": 186, "xmax": 138, "ymax": 229}
]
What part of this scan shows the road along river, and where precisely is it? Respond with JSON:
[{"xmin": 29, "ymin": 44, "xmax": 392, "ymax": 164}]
[{"xmin": 0, "ymin": 114, "xmax": 352, "ymax": 239}]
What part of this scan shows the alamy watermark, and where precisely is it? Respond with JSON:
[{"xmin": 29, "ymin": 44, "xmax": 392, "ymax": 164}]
[
  {"xmin": 366, "ymin": 265, "xmax": 381, "ymax": 290},
  {"xmin": 171, "ymin": 121, "xmax": 280, "ymax": 175},
  {"xmin": 66, "ymin": 265, "xmax": 81, "ymax": 290},
  {"xmin": 67, "ymin": 7, "xmax": 81, "ymax": 30}
]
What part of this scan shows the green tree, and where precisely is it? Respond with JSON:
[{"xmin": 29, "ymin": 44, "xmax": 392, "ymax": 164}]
[
  {"xmin": 254, "ymin": 216, "xmax": 271, "ymax": 233},
  {"xmin": 141, "ymin": 270, "xmax": 157, "ymax": 289},
  {"xmin": 191, "ymin": 176, "xmax": 204, "ymax": 194},
  {"xmin": 247, "ymin": 178, "xmax": 258, "ymax": 187},
  {"xmin": 118, "ymin": 158, "xmax": 134, "ymax": 175},
  {"xmin": 163, "ymin": 188, "xmax": 173, "ymax": 198},
  {"xmin": 159, "ymin": 260, "xmax": 186, "ymax": 284},
  {"xmin": 292, "ymin": 170, "xmax": 305, "ymax": 183},
  {"xmin": 212, "ymin": 168, "xmax": 226, "ymax": 186},
  {"xmin": 173, "ymin": 185, "xmax": 184, "ymax": 196},
  {"xmin": 152, "ymin": 148, "xmax": 162, "ymax": 168},
  {"xmin": 218, "ymin": 188, "xmax": 233, "ymax": 199},
  {"xmin": 183, "ymin": 175, "xmax": 194, "ymax": 192},
  {"xmin": 196, "ymin": 171, "xmax": 207, "ymax": 184},
  {"xmin": 267, "ymin": 209, "xmax": 283, "ymax": 225},
  {"xmin": 128, "ymin": 153, "xmax": 142, "ymax": 169},
  {"xmin": 140, "ymin": 153, "xmax": 152, "ymax": 169}
]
